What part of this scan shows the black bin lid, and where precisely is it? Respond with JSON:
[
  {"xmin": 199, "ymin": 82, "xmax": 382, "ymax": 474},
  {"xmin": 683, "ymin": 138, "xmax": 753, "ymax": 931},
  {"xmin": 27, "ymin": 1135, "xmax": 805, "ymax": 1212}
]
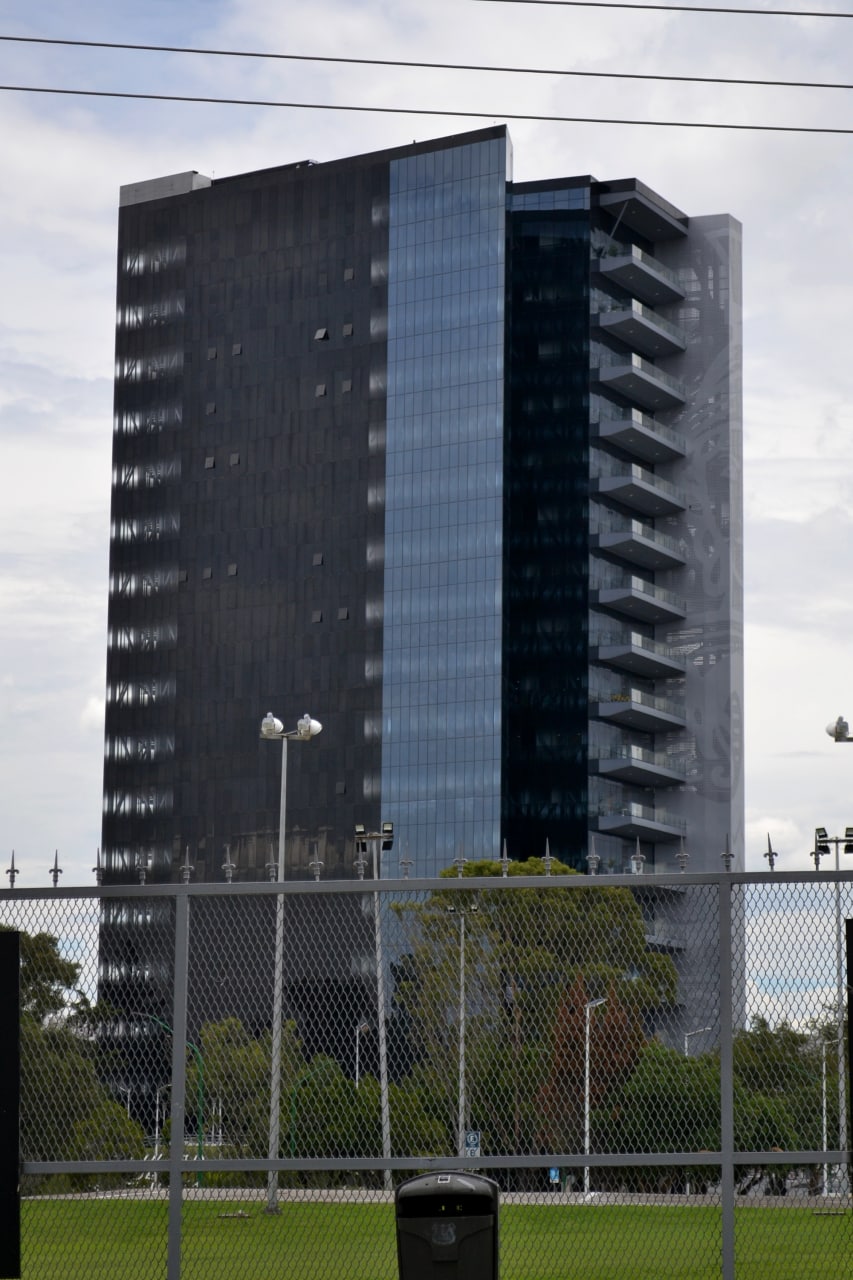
[{"xmin": 395, "ymin": 1173, "xmax": 499, "ymax": 1218}]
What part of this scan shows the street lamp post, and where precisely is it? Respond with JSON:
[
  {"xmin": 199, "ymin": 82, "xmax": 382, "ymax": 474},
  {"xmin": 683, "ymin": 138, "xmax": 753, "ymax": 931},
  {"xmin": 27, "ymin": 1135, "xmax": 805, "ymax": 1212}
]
[
  {"xmin": 153, "ymin": 1083, "xmax": 172, "ymax": 1189},
  {"xmin": 355, "ymin": 1022, "xmax": 369, "ymax": 1090},
  {"xmin": 584, "ymin": 996, "xmax": 607, "ymax": 1197},
  {"xmin": 355, "ymin": 823, "xmax": 394, "ymax": 1191},
  {"xmin": 260, "ymin": 711, "xmax": 322, "ymax": 1214},
  {"xmin": 683, "ymin": 1027, "xmax": 711, "ymax": 1195},
  {"xmin": 446, "ymin": 897, "xmax": 478, "ymax": 1160},
  {"xmin": 812, "ymin": 826, "xmax": 851, "ymax": 1196}
]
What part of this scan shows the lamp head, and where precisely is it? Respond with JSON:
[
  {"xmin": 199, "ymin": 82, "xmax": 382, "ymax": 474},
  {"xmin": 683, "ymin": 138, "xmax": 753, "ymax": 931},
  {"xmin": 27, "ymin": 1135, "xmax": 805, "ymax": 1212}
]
[
  {"xmin": 827, "ymin": 716, "xmax": 851, "ymax": 742},
  {"xmin": 296, "ymin": 713, "xmax": 322, "ymax": 739},
  {"xmin": 261, "ymin": 712, "xmax": 284, "ymax": 738}
]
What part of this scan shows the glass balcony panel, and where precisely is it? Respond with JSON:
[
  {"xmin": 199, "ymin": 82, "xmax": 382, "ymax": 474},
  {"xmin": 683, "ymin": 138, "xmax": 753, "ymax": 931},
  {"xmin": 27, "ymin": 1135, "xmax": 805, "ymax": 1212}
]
[
  {"xmin": 592, "ymin": 630, "xmax": 686, "ymax": 678},
  {"xmin": 596, "ymin": 298, "xmax": 687, "ymax": 357},
  {"xmin": 597, "ymin": 243, "xmax": 686, "ymax": 304},
  {"xmin": 592, "ymin": 403, "xmax": 686, "ymax": 463}
]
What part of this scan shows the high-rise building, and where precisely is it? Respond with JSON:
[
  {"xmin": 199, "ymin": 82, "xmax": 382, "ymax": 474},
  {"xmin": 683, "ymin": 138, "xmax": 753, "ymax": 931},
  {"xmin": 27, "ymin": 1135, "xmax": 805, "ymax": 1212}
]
[{"xmin": 101, "ymin": 126, "xmax": 742, "ymax": 1029}]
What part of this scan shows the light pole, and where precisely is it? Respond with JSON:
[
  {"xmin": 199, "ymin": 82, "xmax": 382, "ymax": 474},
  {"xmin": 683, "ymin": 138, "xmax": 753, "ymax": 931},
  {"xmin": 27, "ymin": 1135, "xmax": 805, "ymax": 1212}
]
[
  {"xmin": 153, "ymin": 1083, "xmax": 171, "ymax": 1189},
  {"xmin": 355, "ymin": 823, "xmax": 394, "ymax": 1191},
  {"xmin": 584, "ymin": 996, "xmax": 607, "ymax": 1197},
  {"xmin": 812, "ymin": 826, "xmax": 851, "ymax": 1195},
  {"xmin": 683, "ymin": 1027, "xmax": 711, "ymax": 1195},
  {"xmin": 684, "ymin": 1026, "xmax": 712, "ymax": 1058},
  {"xmin": 355, "ymin": 1022, "xmax": 369, "ymax": 1090},
  {"xmin": 446, "ymin": 898, "xmax": 478, "ymax": 1159},
  {"xmin": 260, "ymin": 711, "xmax": 322, "ymax": 1214}
]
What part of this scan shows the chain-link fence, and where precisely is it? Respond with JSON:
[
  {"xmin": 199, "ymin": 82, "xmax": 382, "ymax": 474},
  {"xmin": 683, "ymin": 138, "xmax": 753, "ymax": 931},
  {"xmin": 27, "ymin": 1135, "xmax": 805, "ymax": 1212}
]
[{"xmin": 2, "ymin": 869, "xmax": 851, "ymax": 1279}]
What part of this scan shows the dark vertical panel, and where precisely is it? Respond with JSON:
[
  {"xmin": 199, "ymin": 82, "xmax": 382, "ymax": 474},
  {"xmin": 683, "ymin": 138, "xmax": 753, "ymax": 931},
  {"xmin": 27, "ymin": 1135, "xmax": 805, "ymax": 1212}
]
[
  {"xmin": 504, "ymin": 208, "xmax": 591, "ymax": 866},
  {"xmin": 0, "ymin": 930, "xmax": 20, "ymax": 1279}
]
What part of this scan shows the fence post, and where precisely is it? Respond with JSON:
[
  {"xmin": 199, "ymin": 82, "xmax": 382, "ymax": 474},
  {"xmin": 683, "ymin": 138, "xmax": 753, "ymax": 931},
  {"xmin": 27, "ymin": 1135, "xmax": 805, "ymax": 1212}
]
[
  {"xmin": 0, "ymin": 930, "xmax": 20, "ymax": 1280},
  {"xmin": 718, "ymin": 875, "xmax": 735, "ymax": 1280},
  {"xmin": 167, "ymin": 890, "xmax": 191, "ymax": 1280},
  {"xmin": 847, "ymin": 918, "xmax": 852, "ymax": 1187}
]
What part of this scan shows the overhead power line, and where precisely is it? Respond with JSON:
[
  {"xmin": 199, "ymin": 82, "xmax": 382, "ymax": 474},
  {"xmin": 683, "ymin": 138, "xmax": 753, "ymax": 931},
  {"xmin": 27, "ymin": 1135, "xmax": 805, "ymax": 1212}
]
[
  {"xmin": 3, "ymin": 82, "xmax": 853, "ymax": 134},
  {"xmin": 1, "ymin": 33, "xmax": 852, "ymax": 92},
  {"xmin": 474, "ymin": 0, "xmax": 853, "ymax": 15}
]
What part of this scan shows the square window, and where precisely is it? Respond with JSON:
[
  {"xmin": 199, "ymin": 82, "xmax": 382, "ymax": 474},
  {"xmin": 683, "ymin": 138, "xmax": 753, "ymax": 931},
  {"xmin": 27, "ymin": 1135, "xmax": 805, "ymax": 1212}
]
[
  {"xmin": 335, "ymin": 781, "xmax": 346, "ymax": 796},
  {"xmin": 337, "ymin": 606, "xmax": 349, "ymax": 620},
  {"xmin": 344, "ymin": 267, "xmax": 355, "ymax": 281},
  {"xmin": 178, "ymin": 569, "xmax": 188, "ymax": 583},
  {"xmin": 227, "ymin": 563, "xmax": 237, "ymax": 577},
  {"xmin": 314, "ymin": 327, "xmax": 329, "ymax": 341},
  {"xmin": 204, "ymin": 456, "xmax": 215, "ymax": 469},
  {"xmin": 342, "ymin": 378, "xmax": 352, "ymax": 394},
  {"xmin": 315, "ymin": 383, "xmax": 326, "ymax": 397},
  {"xmin": 231, "ymin": 342, "xmax": 242, "ymax": 356},
  {"xmin": 229, "ymin": 452, "xmax": 240, "ymax": 466},
  {"xmin": 205, "ymin": 401, "xmax": 216, "ymax": 415},
  {"xmin": 312, "ymin": 552, "xmax": 324, "ymax": 566},
  {"xmin": 202, "ymin": 567, "xmax": 212, "ymax": 580},
  {"xmin": 311, "ymin": 609, "xmax": 323, "ymax": 623},
  {"xmin": 342, "ymin": 323, "xmax": 353, "ymax": 337},
  {"xmin": 207, "ymin": 346, "xmax": 217, "ymax": 360}
]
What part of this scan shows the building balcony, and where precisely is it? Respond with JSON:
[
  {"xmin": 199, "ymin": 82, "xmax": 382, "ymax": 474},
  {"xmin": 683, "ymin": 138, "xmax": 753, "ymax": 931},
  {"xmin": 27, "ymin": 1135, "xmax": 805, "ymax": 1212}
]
[
  {"xmin": 597, "ymin": 300, "xmax": 687, "ymax": 358},
  {"xmin": 594, "ymin": 463, "xmax": 687, "ymax": 516},
  {"xmin": 593, "ymin": 632, "xmax": 686, "ymax": 679},
  {"xmin": 598, "ymin": 353, "xmax": 687, "ymax": 412},
  {"xmin": 591, "ymin": 746, "xmax": 686, "ymax": 787},
  {"xmin": 592, "ymin": 688, "xmax": 687, "ymax": 732},
  {"xmin": 593, "ymin": 575, "xmax": 687, "ymax": 624},
  {"xmin": 593, "ymin": 519, "xmax": 686, "ymax": 571},
  {"xmin": 598, "ymin": 186, "xmax": 688, "ymax": 242},
  {"xmin": 594, "ymin": 801, "xmax": 686, "ymax": 842},
  {"xmin": 643, "ymin": 918, "xmax": 687, "ymax": 950},
  {"xmin": 597, "ymin": 244, "xmax": 685, "ymax": 305},
  {"xmin": 593, "ymin": 407, "xmax": 686, "ymax": 464}
]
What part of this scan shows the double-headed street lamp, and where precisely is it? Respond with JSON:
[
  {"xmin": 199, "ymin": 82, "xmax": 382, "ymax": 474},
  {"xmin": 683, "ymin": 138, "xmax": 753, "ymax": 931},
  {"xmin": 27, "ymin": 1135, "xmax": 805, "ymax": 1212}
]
[
  {"xmin": 584, "ymin": 996, "xmax": 607, "ymax": 1197},
  {"xmin": 260, "ymin": 711, "xmax": 322, "ymax": 1214}
]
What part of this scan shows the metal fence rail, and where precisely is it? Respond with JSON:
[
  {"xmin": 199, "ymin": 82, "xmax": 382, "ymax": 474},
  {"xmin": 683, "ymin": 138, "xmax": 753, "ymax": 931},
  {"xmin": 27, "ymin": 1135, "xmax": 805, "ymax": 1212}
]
[{"xmin": 2, "ymin": 870, "xmax": 850, "ymax": 1279}]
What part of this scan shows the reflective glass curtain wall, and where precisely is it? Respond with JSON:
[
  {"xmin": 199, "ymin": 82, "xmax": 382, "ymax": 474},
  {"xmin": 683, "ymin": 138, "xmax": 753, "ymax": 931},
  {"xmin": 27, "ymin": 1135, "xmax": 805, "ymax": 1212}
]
[{"xmin": 381, "ymin": 137, "xmax": 508, "ymax": 874}]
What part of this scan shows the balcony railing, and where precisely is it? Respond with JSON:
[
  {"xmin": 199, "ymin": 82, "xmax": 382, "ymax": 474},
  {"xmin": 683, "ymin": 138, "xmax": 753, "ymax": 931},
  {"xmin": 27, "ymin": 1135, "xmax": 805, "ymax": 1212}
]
[{"xmin": 592, "ymin": 405, "xmax": 686, "ymax": 463}]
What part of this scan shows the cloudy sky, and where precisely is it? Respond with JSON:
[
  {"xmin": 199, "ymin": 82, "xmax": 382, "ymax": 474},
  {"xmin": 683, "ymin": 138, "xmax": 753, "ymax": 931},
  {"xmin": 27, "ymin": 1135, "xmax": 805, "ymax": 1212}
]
[{"xmin": 2, "ymin": 0, "xmax": 853, "ymax": 886}]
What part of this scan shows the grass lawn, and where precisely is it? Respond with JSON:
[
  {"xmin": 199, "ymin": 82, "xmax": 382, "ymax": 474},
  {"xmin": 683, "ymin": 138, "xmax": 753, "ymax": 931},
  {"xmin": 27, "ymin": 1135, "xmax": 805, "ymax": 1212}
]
[{"xmin": 21, "ymin": 1198, "xmax": 851, "ymax": 1279}]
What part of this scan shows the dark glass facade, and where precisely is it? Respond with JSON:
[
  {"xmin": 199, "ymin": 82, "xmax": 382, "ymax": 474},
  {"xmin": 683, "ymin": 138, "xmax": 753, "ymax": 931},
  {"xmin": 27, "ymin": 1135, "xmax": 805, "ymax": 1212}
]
[{"xmin": 101, "ymin": 127, "xmax": 743, "ymax": 1044}]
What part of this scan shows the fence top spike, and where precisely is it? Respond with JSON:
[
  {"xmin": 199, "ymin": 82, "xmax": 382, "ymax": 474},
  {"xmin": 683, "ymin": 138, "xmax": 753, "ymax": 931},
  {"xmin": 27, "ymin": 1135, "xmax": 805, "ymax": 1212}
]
[
  {"xmin": 764, "ymin": 832, "xmax": 777, "ymax": 872},
  {"xmin": 7, "ymin": 850, "xmax": 18, "ymax": 888},
  {"xmin": 500, "ymin": 839, "xmax": 509, "ymax": 877},
  {"xmin": 50, "ymin": 849, "xmax": 63, "ymax": 888}
]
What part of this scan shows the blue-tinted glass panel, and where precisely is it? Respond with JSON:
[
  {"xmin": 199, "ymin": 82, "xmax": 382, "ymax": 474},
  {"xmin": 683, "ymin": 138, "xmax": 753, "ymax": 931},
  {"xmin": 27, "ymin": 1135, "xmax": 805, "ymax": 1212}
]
[{"xmin": 382, "ymin": 138, "xmax": 507, "ymax": 875}]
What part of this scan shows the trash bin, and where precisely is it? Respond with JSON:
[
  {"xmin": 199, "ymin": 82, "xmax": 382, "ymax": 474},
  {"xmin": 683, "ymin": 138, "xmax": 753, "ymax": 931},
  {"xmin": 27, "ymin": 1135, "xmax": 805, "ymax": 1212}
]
[{"xmin": 395, "ymin": 1172, "xmax": 499, "ymax": 1280}]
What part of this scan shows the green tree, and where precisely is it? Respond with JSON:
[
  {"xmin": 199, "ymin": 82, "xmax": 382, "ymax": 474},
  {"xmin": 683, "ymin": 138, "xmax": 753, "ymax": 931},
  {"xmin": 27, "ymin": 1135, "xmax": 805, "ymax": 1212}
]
[
  {"xmin": 3, "ymin": 925, "xmax": 146, "ymax": 1192},
  {"xmin": 393, "ymin": 858, "xmax": 678, "ymax": 1167}
]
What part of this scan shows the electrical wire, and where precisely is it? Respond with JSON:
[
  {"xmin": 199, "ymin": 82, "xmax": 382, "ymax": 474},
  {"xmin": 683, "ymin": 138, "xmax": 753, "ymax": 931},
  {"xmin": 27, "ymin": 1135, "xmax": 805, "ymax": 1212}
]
[
  {"xmin": 1, "ymin": 33, "xmax": 852, "ymax": 92},
  {"xmin": 473, "ymin": 0, "xmax": 853, "ymax": 16},
  {"xmin": 3, "ymin": 82, "xmax": 853, "ymax": 133}
]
